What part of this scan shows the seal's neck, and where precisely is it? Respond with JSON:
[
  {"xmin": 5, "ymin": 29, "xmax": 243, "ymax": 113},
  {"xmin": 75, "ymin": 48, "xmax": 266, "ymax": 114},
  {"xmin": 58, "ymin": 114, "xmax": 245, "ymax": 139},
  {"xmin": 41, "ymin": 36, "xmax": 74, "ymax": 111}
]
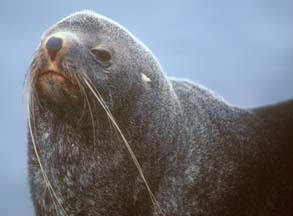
[{"xmin": 29, "ymin": 79, "xmax": 182, "ymax": 214}]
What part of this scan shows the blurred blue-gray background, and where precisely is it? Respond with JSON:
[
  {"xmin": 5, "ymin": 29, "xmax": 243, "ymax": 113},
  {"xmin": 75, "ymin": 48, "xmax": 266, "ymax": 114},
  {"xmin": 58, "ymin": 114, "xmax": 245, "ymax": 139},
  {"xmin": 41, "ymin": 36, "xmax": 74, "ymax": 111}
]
[{"xmin": 0, "ymin": 0, "xmax": 292, "ymax": 215}]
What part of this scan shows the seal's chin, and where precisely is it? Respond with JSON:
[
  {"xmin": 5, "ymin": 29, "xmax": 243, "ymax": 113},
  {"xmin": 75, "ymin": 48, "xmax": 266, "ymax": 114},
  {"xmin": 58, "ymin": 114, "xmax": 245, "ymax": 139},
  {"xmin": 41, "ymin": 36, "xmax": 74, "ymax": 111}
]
[{"xmin": 36, "ymin": 70, "xmax": 81, "ymax": 113}]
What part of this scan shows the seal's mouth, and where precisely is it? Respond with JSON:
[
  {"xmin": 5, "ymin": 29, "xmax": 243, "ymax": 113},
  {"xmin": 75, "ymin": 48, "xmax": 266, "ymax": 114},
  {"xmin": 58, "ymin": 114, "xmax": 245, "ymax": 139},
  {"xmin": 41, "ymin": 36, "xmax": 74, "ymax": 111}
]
[
  {"xmin": 37, "ymin": 70, "xmax": 72, "ymax": 94},
  {"xmin": 35, "ymin": 68, "xmax": 82, "ymax": 112},
  {"xmin": 39, "ymin": 70, "xmax": 67, "ymax": 82},
  {"xmin": 38, "ymin": 70, "xmax": 69, "ymax": 89}
]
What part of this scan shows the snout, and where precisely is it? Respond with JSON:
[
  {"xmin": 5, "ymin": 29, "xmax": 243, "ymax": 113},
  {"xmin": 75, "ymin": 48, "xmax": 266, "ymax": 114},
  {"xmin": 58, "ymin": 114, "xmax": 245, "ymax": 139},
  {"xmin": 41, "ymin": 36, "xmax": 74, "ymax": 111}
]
[
  {"xmin": 43, "ymin": 31, "xmax": 79, "ymax": 63},
  {"xmin": 45, "ymin": 36, "xmax": 63, "ymax": 61},
  {"xmin": 32, "ymin": 31, "xmax": 82, "ymax": 111}
]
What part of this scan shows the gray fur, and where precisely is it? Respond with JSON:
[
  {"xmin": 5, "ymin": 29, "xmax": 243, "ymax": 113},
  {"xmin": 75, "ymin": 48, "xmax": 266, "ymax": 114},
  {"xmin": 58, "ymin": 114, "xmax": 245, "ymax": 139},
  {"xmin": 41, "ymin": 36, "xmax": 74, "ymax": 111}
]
[{"xmin": 27, "ymin": 11, "xmax": 293, "ymax": 215}]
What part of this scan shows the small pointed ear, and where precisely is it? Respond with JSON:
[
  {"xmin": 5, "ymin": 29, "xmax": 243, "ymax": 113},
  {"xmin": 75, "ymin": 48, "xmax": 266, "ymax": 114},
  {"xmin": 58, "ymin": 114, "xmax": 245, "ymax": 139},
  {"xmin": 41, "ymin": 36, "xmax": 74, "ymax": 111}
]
[{"xmin": 141, "ymin": 73, "xmax": 151, "ymax": 83}]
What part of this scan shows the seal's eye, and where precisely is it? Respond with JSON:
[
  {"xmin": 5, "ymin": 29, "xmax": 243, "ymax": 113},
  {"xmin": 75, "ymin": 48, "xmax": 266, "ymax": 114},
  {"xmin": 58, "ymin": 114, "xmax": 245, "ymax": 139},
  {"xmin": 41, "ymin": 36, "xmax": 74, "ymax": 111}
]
[{"xmin": 91, "ymin": 48, "xmax": 112, "ymax": 63}]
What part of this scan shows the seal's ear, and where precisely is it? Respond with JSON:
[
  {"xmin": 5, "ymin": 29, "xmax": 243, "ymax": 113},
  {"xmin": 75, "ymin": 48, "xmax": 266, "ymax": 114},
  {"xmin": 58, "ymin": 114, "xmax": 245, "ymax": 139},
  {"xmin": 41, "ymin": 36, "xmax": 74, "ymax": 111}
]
[
  {"xmin": 141, "ymin": 73, "xmax": 151, "ymax": 83},
  {"xmin": 252, "ymin": 100, "xmax": 293, "ymax": 145}
]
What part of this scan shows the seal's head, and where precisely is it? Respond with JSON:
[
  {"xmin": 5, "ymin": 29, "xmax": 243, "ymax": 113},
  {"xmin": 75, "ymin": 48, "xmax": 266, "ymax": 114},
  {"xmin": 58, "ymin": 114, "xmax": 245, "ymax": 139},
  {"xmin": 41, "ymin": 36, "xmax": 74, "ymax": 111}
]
[
  {"xmin": 28, "ymin": 10, "xmax": 167, "ymax": 121},
  {"xmin": 27, "ymin": 11, "xmax": 179, "ymax": 216}
]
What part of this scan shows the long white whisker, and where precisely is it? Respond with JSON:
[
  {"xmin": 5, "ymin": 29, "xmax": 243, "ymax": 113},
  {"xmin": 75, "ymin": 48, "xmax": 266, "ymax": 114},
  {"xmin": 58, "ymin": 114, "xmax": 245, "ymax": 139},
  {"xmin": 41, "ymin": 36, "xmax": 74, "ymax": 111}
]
[
  {"xmin": 26, "ymin": 91, "xmax": 68, "ymax": 216},
  {"xmin": 81, "ymin": 86, "xmax": 97, "ymax": 150},
  {"xmin": 82, "ymin": 76, "xmax": 164, "ymax": 215}
]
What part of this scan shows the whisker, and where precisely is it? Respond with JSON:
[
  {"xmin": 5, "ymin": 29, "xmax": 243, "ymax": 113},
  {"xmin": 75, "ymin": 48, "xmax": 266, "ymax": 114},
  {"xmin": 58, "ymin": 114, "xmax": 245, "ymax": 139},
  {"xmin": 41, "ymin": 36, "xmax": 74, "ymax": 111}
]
[
  {"xmin": 81, "ymin": 74, "xmax": 164, "ymax": 215},
  {"xmin": 28, "ymin": 93, "xmax": 61, "ymax": 216},
  {"xmin": 26, "ymin": 87, "xmax": 68, "ymax": 216},
  {"xmin": 26, "ymin": 63, "xmax": 164, "ymax": 215},
  {"xmin": 80, "ymin": 84, "xmax": 97, "ymax": 150},
  {"xmin": 73, "ymin": 73, "xmax": 87, "ymax": 124}
]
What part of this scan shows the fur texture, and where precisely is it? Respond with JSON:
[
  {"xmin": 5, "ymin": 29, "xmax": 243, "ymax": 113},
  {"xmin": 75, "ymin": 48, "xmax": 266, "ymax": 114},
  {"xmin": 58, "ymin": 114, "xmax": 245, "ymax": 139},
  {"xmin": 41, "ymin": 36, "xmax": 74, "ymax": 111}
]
[{"xmin": 27, "ymin": 11, "xmax": 293, "ymax": 216}]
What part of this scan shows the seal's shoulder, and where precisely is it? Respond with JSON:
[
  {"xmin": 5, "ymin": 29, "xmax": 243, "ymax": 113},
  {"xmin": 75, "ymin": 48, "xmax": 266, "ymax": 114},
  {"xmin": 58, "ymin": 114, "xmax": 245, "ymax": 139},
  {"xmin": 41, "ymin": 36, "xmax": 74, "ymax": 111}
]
[
  {"xmin": 251, "ymin": 100, "xmax": 293, "ymax": 142},
  {"xmin": 169, "ymin": 78, "xmax": 251, "ymax": 131},
  {"xmin": 169, "ymin": 78, "xmax": 228, "ymax": 108}
]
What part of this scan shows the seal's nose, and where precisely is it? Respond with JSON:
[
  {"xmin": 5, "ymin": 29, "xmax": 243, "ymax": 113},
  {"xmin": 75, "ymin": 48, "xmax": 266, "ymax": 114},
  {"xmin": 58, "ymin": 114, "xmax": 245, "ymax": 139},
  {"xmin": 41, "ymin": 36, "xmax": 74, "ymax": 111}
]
[{"xmin": 45, "ymin": 36, "xmax": 63, "ymax": 61}]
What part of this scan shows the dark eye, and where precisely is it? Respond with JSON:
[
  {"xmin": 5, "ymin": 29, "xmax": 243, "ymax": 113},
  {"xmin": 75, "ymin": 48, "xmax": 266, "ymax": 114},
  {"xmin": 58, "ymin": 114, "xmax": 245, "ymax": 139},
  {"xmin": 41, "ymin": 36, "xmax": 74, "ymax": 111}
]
[{"xmin": 91, "ymin": 48, "xmax": 112, "ymax": 63}]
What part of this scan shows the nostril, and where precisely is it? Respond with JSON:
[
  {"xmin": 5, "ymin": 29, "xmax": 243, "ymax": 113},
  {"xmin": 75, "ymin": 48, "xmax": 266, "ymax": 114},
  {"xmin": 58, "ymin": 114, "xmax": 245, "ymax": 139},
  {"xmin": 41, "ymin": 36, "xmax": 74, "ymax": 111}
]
[
  {"xmin": 46, "ymin": 36, "xmax": 63, "ymax": 51},
  {"xmin": 46, "ymin": 36, "xmax": 63, "ymax": 61}
]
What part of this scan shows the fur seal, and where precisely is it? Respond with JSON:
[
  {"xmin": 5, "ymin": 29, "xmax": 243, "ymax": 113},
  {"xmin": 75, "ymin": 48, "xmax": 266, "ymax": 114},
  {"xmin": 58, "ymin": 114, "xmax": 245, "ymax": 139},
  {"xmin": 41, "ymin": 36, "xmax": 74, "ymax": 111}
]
[{"xmin": 26, "ymin": 10, "xmax": 293, "ymax": 216}]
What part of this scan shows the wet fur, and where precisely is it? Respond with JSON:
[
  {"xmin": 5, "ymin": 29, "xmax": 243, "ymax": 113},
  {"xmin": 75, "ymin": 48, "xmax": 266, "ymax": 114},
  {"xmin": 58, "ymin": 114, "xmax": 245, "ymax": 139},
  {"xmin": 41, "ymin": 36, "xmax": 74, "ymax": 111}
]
[{"xmin": 27, "ymin": 11, "xmax": 293, "ymax": 216}]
